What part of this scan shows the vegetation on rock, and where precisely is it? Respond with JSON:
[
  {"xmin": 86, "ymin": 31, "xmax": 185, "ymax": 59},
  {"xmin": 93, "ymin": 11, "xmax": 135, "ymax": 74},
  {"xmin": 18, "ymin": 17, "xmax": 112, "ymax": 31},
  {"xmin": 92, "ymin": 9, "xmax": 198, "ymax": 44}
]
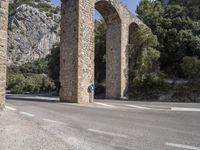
[{"xmin": 7, "ymin": 59, "xmax": 55, "ymax": 94}]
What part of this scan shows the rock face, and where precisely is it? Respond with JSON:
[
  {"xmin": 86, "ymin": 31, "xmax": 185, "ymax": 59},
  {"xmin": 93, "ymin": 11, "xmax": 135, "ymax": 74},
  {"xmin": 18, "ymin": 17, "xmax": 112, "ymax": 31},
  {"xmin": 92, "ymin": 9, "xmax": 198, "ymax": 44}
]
[
  {"xmin": 8, "ymin": 0, "xmax": 60, "ymax": 65},
  {"xmin": 161, "ymin": 0, "xmax": 170, "ymax": 5}
]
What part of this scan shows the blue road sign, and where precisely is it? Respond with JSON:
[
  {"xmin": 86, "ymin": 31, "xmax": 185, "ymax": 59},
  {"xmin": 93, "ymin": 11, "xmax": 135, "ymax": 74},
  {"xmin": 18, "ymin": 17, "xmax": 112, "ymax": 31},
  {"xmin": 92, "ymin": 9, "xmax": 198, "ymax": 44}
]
[{"xmin": 89, "ymin": 84, "xmax": 94, "ymax": 93}]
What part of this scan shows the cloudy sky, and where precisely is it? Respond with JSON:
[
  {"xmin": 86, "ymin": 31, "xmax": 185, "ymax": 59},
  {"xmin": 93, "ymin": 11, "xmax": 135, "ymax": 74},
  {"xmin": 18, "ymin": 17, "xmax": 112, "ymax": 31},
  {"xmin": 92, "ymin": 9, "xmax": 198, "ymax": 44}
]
[{"xmin": 51, "ymin": 0, "xmax": 141, "ymax": 15}]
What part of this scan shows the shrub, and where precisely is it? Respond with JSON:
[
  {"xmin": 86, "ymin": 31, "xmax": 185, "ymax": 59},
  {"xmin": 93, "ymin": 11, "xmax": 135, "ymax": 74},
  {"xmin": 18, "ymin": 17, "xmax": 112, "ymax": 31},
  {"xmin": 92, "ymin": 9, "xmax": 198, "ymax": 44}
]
[
  {"xmin": 129, "ymin": 73, "xmax": 167, "ymax": 98},
  {"xmin": 7, "ymin": 73, "xmax": 26, "ymax": 93},
  {"xmin": 8, "ymin": 58, "xmax": 48, "ymax": 75},
  {"xmin": 7, "ymin": 73, "xmax": 55, "ymax": 94},
  {"xmin": 181, "ymin": 56, "xmax": 200, "ymax": 79},
  {"xmin": 7, "ymin": 58, "xmax": 53, "ymax": 93},
  {"xmin": 173, "ymin": 81, "xmax": 200, "ymax": 102}
]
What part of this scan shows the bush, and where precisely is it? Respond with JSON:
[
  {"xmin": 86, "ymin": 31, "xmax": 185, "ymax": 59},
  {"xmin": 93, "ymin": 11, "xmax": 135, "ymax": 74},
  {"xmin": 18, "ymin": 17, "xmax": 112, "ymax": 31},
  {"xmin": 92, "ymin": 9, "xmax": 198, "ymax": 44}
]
[
  {"xmin": 129, "ymin": 73, "xmax": 167, "ymax": 98},
  {"xmin": 7, "ymin": 58, "xmax": 55, "ymax": 94},
  {"xmin": 7, "ymin": 73, "xmax": 26, "ymax": 93},
  {"xmin": 7, "ymin": 73, "xmax": 56, "ymax": 94},
  {"xmin": 181, "ymin": 56, "xmax": 200, "ymax": 79},
  {"xmin": 8, "ymin": 58, "xmax": 48, "ymax": 75},
  {"xmin": 173, "ymin": 80, "xmax": 200, "ymax": 102}
]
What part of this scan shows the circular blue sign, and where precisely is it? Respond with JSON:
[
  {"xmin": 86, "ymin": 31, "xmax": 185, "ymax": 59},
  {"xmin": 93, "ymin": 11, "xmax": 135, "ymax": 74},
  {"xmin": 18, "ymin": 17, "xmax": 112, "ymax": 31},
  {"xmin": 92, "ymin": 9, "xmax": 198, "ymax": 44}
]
[{"xmin": 89, "ymin": 84, "xmax": 95, "ymax": 93}]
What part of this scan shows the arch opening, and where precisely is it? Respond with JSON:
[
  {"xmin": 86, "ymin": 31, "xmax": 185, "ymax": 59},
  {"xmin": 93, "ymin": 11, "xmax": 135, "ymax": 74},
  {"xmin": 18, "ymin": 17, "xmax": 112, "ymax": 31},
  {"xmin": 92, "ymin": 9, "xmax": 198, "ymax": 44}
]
[
  {"xmin": 128, "ymin": 22, "xmax": 141, "ymax": 97},
  {"xmin": 94, "ymin": 1, "xmax": 123, "ymax": 99},
  {"xmin": 95, "ymin": 1, "xmax": 121, "ymax": 24}
]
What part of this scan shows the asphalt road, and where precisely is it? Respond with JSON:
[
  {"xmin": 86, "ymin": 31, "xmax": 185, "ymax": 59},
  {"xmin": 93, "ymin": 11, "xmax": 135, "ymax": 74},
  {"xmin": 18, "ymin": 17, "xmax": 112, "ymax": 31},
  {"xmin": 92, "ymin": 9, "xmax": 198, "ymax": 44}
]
[{"xmin": 3, "ymin": 95, "xmax": 200, "ymax": 150}]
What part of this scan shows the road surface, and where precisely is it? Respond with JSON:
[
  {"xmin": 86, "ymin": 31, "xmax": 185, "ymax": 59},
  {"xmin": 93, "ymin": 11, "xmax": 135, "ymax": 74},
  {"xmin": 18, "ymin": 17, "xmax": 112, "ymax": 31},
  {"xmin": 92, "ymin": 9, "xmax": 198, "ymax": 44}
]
[{"xmin": 1, "ymin": 95, "xmax": 200, "ymax": 150}]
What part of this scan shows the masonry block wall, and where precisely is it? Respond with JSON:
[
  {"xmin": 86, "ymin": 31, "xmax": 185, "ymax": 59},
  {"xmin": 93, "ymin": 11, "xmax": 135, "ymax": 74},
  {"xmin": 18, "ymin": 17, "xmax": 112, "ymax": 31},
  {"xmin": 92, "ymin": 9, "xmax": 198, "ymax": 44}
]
[
  {"xmin": 0, "ymin": 0, "xmax": 8, "ymax": 109},
  {"xmin": 60, "ymin": 0, "xmax": 94, "ymax": 103},
  {"xmin": 60, "ymin": 0, "xmax": 144, "ymax": 103}
]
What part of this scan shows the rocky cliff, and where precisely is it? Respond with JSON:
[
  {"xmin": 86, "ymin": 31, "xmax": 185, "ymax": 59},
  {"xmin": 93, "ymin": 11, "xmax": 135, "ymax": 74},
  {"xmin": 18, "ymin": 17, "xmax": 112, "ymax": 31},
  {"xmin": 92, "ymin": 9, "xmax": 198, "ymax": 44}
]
[
  {"xmin": 161, "ymin": 0, "xmax": 170, "ymax": 5},
  {"xmin": 8, "ymin": 0, "xmax": 60, "ymax": 65}
]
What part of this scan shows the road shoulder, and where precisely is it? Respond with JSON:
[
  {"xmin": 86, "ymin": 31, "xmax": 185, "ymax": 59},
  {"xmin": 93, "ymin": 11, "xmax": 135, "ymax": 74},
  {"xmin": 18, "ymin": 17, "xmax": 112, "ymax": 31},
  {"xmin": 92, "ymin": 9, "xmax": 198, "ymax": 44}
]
[{"xmin": 0, "ymin": 110, "xmax": 69, "ymax": 150}]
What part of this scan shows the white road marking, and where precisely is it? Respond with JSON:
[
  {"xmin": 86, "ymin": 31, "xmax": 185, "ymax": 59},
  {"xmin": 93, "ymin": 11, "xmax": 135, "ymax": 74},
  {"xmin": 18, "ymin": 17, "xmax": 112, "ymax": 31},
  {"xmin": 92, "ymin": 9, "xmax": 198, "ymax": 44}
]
[
  {"xmin": 95, "ymin": 102, "xmax": 116, "ymax": 108},
  {"xmin": 43, "ymin": 118, "xmax": 67, "ymax": 125},
  {"xmin": 165, "ymin": 142, "xmax": 200, "ymax": 150},
  {"xmin": 125, "ymin": 104, "xmax": 152, "ymax": 110},
  {"xmin": 88, "ymin": 129, "xmax": 128, "ymax": 138},
  {"xmin": 20, "ymin": 112, "xmax": 35, "ymax": 117},
  {"xmin": 171, "ymin": 107, "xmax": 200, "ymax": 112},
  {"xmin": 5, "ymin": 106, "xmax": 16, "ymax": 111}
]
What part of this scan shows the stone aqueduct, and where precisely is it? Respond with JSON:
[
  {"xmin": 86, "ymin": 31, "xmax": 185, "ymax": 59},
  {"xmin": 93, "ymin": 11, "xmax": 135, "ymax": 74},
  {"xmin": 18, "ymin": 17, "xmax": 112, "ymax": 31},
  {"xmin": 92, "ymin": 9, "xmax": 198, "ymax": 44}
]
[{"xmin": 0, "ymin": 0, "xmax": 144, "ymax": 108}]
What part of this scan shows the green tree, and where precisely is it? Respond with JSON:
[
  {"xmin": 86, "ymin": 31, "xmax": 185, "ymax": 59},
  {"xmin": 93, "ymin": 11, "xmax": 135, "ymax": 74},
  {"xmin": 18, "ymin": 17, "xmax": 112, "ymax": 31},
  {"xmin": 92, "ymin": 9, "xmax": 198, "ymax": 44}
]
[
  {"xmin": 181, "ymin": 56, "xmax": 200, "ymax": 79},
  {"xmin": 7, "ymin": 58, "xmax": 55, "ymax": 93},
  {"xmin": 47, "ymin": 44, "xmax": 60, "ymax": 90},
  {"xmin": 129, "ymin": 25, "xmax": 160, "ymax": 77},
  {"xmin": 137, "ymin": 0, "xmax": 200, "ymax": 77},
  {"xmin": 7, "ymin": 74, "xmax": 26, "ymax": 93},
  {"xmin": 42, "ymin": 76, "xmax": 56, "ymax": 91},
  {"xmin": 129, "ymin": 24, "xmax": 161, "ymax": 97},
  {"xmin": 8, "ymin": 58, "xmax": 48, "ymax": 75}
]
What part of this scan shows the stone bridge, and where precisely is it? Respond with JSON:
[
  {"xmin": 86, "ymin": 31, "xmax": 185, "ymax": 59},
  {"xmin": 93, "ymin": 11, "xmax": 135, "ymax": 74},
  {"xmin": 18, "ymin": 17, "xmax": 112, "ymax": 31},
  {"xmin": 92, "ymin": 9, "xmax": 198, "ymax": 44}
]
[{"xmin": 0, "ymin": 0, "xmax": 144, "ymax": 108}]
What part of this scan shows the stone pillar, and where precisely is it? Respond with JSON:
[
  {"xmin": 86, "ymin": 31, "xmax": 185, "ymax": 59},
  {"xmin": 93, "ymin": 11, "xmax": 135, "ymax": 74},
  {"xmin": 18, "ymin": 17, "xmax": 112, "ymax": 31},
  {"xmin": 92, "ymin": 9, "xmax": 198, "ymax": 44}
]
[
  {"xmin": 60, "ymin": 0, "xmax": 94, "ymax": 103},
  {"xmin": 106, "ymin": 22, "xmax": 122, "ymax": 99},
  {"xmin": 0, "ymin": 0, "xmax": 8, "ymax": 110},
  {"xmin": 106, "ymin": 21, "xmax": 128, "ymax": 99},
  {"xmin": 120, "ymin": 23, "xmax": 129, "ymax": 99}
]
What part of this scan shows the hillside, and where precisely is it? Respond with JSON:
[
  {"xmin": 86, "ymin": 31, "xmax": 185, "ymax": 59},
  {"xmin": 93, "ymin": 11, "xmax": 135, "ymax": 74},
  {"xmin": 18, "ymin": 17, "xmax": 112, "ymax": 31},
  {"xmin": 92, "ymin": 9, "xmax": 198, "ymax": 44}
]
[{"xmin": 8, "ymin": 0, "xmax": 61, "ymax": 65}]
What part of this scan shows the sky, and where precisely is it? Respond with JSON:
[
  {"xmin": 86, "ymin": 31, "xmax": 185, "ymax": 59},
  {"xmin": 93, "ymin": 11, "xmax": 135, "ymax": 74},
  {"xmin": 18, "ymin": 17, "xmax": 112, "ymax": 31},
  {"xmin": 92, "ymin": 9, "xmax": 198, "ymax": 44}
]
[{"xmin": 51, "ymin": 0, "xmax": 141, "ymax": 16}]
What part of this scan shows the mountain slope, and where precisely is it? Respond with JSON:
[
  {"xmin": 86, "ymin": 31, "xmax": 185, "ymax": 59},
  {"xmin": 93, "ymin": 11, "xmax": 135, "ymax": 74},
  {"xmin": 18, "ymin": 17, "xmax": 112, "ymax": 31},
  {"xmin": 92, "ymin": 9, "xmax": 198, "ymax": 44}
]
[{"xmin": 8, "ymin": 0, "xmax": 60, "ymax": 65}]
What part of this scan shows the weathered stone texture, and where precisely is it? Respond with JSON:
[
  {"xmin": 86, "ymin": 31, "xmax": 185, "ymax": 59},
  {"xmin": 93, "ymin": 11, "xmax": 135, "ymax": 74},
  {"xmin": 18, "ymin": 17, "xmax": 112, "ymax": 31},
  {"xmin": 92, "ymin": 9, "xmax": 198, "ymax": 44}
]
[
  {"xmin": 78, "ymin": 0, "xmax": 95, "ymax": 103},
  {"xmin": 60, "ymin": 0, "xmax": 79, "ymax": 103},
  {"xmin": 0, "ymin": 0, "xmax": 8, "ymax": 109},
  {"xmin": 60, "ymin": 0, "xmax": 95, "ymax": 103},
  {"xmin": 60, "ymin": 0, "xmax": 144, "ymax": 103}
]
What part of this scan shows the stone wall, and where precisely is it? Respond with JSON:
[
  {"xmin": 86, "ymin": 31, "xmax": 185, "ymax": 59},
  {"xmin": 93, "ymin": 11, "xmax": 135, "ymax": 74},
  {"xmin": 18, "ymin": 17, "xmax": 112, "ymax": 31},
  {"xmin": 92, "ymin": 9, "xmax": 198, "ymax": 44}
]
[
  {"xmin": 60, "ymin": 0, "xmax": 94, "ymax": 103},
  {"xmin": 0, "ymin": 0, "xmax": 8, "ymax": 109},
  {"xmin": 60, "ymin": 0, "xmax": 79, "ymax": 103}
]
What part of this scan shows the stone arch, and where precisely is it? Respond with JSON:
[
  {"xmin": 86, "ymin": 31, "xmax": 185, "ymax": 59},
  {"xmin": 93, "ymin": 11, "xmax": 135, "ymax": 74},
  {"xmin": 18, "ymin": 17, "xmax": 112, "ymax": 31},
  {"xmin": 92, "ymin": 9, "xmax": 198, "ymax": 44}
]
[
  {"xmin": 0, "ymin": 0, "xmax": 145, "ymax": 107},
  {"xmin": 95, "ymin": 0, "xmax": 122, "ymax": 99},
  {"xmin": 59, "ymin": 0, "xmax": 145, "ymax": 103},
  {"xmin": 95, "ymin": 1, "xmax": 121, "ymax": 24}
]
